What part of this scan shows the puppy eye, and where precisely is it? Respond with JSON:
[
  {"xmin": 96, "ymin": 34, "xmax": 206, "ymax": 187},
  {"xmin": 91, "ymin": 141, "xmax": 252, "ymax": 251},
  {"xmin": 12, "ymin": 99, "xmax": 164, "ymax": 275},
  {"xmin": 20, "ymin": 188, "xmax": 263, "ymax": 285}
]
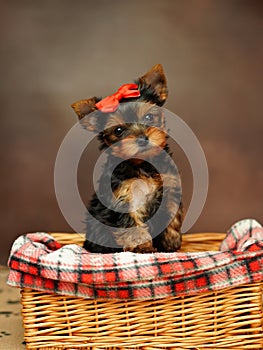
[
  {"xmin": 144, "ymin": 113, "xmax": 154, "ymax": 123},
  {"xmin": 114, "ymin": 126, "xmax": 125, "ymax": 137}
]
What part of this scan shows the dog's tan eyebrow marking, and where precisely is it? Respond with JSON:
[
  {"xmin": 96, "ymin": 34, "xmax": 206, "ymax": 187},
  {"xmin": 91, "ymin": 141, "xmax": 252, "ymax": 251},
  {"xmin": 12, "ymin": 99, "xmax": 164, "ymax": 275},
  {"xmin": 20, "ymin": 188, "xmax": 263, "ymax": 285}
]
[
  {"xmin": 136, "ymin": 103, "xmax": 161, "ymax": 120},
  {"xmin": 105, "ymin": 114, "xmax": 126, "ymax": 129}
]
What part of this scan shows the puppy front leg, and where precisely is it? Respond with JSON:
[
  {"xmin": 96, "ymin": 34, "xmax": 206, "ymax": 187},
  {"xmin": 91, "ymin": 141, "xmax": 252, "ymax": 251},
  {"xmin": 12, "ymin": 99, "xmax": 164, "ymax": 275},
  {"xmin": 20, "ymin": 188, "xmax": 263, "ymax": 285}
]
[
  {"xmin": 159, "ymin": 173, "xmax": 183, "ymax": 252},
  {"xmin": 112, "ymin": 178, "xmax": 156, "ymax": 253},
  {"xmin": 160, "ymin": 204, "xmax": 183, "ymax": 251}
]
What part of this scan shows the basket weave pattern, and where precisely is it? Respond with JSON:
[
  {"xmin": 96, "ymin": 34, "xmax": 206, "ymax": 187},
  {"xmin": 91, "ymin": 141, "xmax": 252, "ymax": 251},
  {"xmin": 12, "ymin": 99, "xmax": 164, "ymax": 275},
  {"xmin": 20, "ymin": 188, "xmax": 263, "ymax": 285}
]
[{"xmin": 20, "ymin": 233, "xmax": 263, "ymax": 349}]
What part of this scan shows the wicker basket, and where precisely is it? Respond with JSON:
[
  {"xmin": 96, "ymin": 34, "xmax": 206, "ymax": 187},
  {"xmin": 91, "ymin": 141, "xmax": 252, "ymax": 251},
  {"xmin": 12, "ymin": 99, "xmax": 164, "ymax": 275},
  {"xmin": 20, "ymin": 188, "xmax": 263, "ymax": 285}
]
[{"xmin": 20, "ymin": 233, "xmax": 263, "ymax": 350}]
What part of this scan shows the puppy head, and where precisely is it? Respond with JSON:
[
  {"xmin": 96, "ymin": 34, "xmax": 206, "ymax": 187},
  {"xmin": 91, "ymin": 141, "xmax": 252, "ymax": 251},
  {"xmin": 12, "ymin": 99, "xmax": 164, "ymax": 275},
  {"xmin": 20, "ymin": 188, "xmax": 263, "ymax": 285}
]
[
  {"xmin": 71, "ymin": 64, "xmax": 168, "ymax": 158},
  {"xmin": 99, "ymin": 102, "xmax": 167, "ymax": 159}
]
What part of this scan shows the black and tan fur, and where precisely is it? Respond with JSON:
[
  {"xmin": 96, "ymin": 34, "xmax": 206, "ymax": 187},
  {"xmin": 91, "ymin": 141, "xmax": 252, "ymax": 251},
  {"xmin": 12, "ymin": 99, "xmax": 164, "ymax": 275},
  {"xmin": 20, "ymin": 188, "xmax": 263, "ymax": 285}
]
[{"xmin": 71, "ymin": 64, "xmax": 184, "ymax": 253}]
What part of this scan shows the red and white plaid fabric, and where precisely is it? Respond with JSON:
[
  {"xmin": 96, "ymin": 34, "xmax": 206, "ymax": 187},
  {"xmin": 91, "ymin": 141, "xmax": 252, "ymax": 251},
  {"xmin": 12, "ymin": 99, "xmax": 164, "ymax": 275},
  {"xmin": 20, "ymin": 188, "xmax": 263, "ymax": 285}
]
[{"xmin": 7, "ymin": 219, "xmax": 263, "ymax": 300}]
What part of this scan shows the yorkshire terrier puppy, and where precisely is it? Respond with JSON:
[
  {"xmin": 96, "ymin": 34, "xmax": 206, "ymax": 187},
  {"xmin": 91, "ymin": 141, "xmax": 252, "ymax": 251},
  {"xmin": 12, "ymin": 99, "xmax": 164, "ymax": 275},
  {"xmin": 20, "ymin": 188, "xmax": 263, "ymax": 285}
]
[{"xmin": 71, "ymin": 64, "xmax": 184, "ymax": 253}]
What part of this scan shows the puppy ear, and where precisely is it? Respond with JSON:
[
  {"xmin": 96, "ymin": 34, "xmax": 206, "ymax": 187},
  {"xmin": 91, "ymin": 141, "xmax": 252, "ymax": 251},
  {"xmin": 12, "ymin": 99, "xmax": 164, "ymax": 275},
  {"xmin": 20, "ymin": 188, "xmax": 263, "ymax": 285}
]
[
  {"xmin": 137, "ymin": 64, "xmax": 168, "ymax": 106},
  {"xmin": 71, "ymin": 97, "xmax": 100, "ymax": 131}
]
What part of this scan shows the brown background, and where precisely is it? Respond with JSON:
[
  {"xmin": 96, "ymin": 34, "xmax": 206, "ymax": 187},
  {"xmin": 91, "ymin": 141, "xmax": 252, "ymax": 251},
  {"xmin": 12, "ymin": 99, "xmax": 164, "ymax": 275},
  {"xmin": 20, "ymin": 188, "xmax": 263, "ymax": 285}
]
[{"xmin": 1, "ymin": 0, "xmax": 262, "ymax": 264}]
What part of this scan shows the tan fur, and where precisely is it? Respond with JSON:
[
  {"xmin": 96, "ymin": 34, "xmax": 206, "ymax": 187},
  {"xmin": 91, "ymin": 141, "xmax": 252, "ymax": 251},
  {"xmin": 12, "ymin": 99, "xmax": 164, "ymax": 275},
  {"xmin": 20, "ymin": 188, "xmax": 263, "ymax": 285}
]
[
  {"xmin": 109, "ymin": 127, "xmax": 167, "ymax": 159},
  {"xmin": 138, "ymin": 64, "xmax": 168, "ymax": 104},
  {"xmin": 113, "ymin": 175, "xmax": 161, "ymax": 219},
  {"xmin": 146, "ymin": 127, "xmax": 166, "ymax": 148},
  {"xmin": 112, "ymin": 175, "xmax": 162, "ymax": 252},
  {"xmin": 104, "ymin": 115, "xmax": 126, "ymax": 130},
  {"xmin": 161, "ymin": 205, "xmax": 184, "ymax": 251},
  {"xmin": 71, "ymin": 97, "xmax": 99, "ymax": 131},
  {"xmin": 110, "ymin": 136, "xmax": 139, "ymax": 158},
  {"xmin": 113, "ymin": 226, "xmax": 155, "ymax": 253}
]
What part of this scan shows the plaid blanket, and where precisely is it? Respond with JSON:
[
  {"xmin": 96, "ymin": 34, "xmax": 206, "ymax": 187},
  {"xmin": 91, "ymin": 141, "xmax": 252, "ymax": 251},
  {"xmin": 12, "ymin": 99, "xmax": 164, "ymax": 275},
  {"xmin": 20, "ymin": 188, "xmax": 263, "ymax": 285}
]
[{"xmin": 7, "ymin": 219, "xmax": 263, "ymax": 300}]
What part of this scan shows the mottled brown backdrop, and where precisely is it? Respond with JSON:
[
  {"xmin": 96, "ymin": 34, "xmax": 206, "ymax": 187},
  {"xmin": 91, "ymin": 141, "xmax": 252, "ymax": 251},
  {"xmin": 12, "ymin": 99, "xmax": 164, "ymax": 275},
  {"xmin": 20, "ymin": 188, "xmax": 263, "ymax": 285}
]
[{"xmin": 1, "ymin": 0, "xmax": 262, "ymax": 264}]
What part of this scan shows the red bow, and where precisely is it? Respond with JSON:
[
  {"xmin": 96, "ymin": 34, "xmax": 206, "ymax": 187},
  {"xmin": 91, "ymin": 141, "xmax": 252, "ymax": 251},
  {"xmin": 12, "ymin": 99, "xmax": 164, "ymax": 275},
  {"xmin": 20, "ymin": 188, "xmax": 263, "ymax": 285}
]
[{"xmin": 95, "ymin": 84, "xmax": 140, "ymax": 113}]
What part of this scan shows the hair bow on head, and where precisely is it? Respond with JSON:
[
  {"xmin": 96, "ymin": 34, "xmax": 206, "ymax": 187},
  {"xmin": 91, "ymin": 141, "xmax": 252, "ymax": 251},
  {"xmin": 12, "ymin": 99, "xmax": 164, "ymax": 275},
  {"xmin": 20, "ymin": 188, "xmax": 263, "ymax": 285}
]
[{"xmin": 95, "ymin": 84, "xmax": 140, "ymax": 113}]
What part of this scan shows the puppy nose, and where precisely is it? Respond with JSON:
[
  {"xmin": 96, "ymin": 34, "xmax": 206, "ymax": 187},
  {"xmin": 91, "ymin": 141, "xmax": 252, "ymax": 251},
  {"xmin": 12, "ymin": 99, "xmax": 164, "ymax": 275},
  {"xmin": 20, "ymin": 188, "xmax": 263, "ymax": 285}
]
[{"xmin": 136, "ymin": 136, "xmax": 149, "ymax": 147}]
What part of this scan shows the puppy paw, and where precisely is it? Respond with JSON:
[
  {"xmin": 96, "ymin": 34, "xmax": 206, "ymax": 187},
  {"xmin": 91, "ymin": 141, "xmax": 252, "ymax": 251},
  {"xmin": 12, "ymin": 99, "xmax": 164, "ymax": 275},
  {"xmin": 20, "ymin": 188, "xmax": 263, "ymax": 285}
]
[
  {"xmin": 114, "ymin": 226, "xmax": 154, "ymax": 253},
  {"xmin": 128, "ymin": 240, "xmax": 157, "ymax": 254},
  {"xmin": 161, "ymin": 228, "xmax": 182, "ymax": 252}
]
